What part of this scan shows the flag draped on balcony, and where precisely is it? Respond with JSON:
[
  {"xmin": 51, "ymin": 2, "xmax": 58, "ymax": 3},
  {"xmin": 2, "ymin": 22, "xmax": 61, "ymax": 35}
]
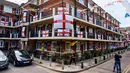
[
  {"xmin": 89, "ymin": 16, "xmax": 93, "ymax": 24},
  {"xmin": 54, "ymin": 14, "xmax": 73, "ymax": 29},
  {"xmin": 77, "ymin": 31, "xmax": 83, "ymax": 38},
  {"xmin": 98, "ymin": 34, "xmax": 101, "ymax": 39},
  {"xmin": 23, "ymin": 10, "xmax": 28, "ymax": 22},
  {"xmin": 21, "ymin": 27, "xmax": 25, "ymax": 37},
  {"xmin": 33, "ymin": 15, "xmax": 38, "ymax": 21},
  {"xmin": 42, "ymin": 30, "xmax": 49, "ymax": 37},
  {"xmin": 19, "ymin": 21, "xmax": 23, "ymax": 25},
  {"xmin": 57, "ymin": 29, "xmax": 70, "ymax": 36},
  {"xmin": 1, "ymin": 20, "xmax": 8, "ymax": 26},
  {"xmin": 58, "ymin": 7, "xmax": 69, "ymax": 14}
]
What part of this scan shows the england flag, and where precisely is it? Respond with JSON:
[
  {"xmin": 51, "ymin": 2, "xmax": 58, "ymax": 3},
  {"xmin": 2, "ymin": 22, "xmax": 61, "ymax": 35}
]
[{"xmin": 54, "ymin": 14, "xmax": 73, "ymax": 30}]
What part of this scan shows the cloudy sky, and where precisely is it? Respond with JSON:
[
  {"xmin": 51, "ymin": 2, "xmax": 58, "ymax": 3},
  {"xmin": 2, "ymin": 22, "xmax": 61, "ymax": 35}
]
[{"xmin": 7, "ymin": 0, "xmax": 130, "ymax": 27}]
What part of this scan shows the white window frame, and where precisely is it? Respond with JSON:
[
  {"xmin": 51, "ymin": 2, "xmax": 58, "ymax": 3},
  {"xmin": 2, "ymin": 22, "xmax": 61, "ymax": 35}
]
[
  {"xmin": 79, "ymin": 0, "xmax": 84, "ymax": 5},
  {"xmin": 4, "ymin": 5, "xmax": 12, "ymax": 13},
  {"xmin": 65, "ymin": 41, "xmax": 70, "ymax": 52},
  {"xmin": 36, "ymin": 41, "xmax": 42, "ymax": 50},
  {"xmin": 0, "ymin": 40, "xmax": 4, "ymax": 48}
]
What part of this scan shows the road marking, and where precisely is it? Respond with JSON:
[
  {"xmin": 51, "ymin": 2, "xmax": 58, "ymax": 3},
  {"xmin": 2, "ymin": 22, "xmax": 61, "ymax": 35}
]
[
  {"xmin": 125, "ymin": 65, "xmax": 130, "ymax": 73},
  {"xmin": 123, "ymin": 64, "xmax": 130, "ymax": 73}
]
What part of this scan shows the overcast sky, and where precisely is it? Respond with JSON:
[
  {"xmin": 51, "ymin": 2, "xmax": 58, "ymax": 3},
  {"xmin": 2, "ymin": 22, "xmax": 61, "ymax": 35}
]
[{"xmin": 7, "ymin": 0, "xmax": 130, "ymax": 27}]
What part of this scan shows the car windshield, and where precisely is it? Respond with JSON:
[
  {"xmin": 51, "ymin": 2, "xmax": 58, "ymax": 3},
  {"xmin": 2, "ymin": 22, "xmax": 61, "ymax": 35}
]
[
  {"xmin": 0, "ymin": 51, "xmax": 5, "ymax": 58},
  {"xmin": 14, "ymin": 50, "xmax": 29, "ymax": 57}
]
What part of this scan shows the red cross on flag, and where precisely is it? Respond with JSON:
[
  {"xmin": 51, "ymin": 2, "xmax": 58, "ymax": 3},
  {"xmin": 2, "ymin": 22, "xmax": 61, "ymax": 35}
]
[
  {"xmin": 57, "ymin": 29, "xmax": 70, "ymax": 36},
  {"xmin": 98, "ymin": 34, "xmax": 101, "ymax": 39},
  {"xmin": 33, "ymin": 15, "xmax": 38, "ymax": 21},
  {"xmin": 54, "ymin": 14, "xmax": 73, "ymax": 30},
  {"xmin": 19, "ymin": 21, "xmax": 22, "ymax": 25},
  {"xmin": 42, "ymin": 30, "xmax": 49, "ymax": 37},
  {"xmin": 58, "ymin": 7, "xmax": 69, "ymax": 14},
  {"xmin": 21, "ymin": 27, "xmax": 25, "ymax": 37},
  {"xmin": 77, "ymin": 31, "xmax": 83, "ymax": 38}
]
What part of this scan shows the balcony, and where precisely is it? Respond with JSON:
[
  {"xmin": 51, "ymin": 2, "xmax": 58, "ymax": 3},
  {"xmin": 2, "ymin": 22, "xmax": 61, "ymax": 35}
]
[
  {"xmin": 20, "ymin": 7, "xmax": 121, "ymax": 36},
  {"xmin": 0, "ymin": 21, "xmax": 13, "ymax": 27},
  {"xmin": 54, "ymin": 29, "xmax": 72, "ymax": 37},
  {"xmin": 0, "ymin": 33, "xmax": 21, "ymax": 39}
]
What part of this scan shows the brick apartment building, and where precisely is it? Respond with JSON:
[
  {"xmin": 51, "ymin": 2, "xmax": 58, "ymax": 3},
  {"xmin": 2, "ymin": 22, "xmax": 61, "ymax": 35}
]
[{"xmin": 0, "ymin": 0, "xmax": 123, "ymax": 60}]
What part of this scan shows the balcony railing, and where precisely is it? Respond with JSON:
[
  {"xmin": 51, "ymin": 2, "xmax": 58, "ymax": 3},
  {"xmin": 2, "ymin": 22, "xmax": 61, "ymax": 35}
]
[
  {"xmin": 0, "ymin": 33, "xmax": 20, "ymax": 38},
  {"xmin": 0, "ymin": 34, "xmax": 10, "ymax": 38},
  {"xmin": 30, "ymin": 30, "xmax": 52, "ymax": 37}
]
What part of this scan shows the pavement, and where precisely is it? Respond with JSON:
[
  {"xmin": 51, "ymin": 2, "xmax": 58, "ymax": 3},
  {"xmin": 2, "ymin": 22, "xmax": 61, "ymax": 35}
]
[{"xmin": 33, "ymin": 49, "xmax": 127, "ymax": 73}]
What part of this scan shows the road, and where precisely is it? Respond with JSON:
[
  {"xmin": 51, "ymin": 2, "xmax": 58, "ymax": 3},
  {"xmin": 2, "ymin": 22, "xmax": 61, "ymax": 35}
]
[
  {"xmin": 0, "ymin": 63, "xmax": 58, "ymax": 73},
  {"xmin": 80, "ymin": 51, "xmax": 130, "ymax": 73}
]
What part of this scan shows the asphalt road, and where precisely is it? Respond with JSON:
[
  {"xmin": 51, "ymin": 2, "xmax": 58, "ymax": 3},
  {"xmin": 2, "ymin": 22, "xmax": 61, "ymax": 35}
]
[
  {"xmin": 0, "ymin": 63, "xmax": 58, "ymax": 73},
  {"xmin": 80, "ymin": 50, "xmax": 130, "ymax": 73}
]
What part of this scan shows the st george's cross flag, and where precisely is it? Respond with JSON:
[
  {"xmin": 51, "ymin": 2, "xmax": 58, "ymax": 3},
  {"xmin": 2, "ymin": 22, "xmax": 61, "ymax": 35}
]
[
  {"xmin": 58, "ymin": 7, "xmax": 69, "ymax": 15},
  {"xmin": 89, "ymin": 17, "xmax": 93, "ymax": 24},
  {"xmin": 54, "ymin": 14, "xmax": 73, "ymax": 30},
  {"xmin": 42, "ymin": 30, "xmax": 49, "ymax": 37},
  {"xmin": 23, "ymin": 11, "xmax": 28, "ymax": 22},
  {"xmin": 77, "ymin": 31, "xmax": 83, "ymax": 38},
  {"xmin": 57, "ymin": 29, "xmax": 70, "ymax": 36},
  {"xmin": 1, "ymin": 20, "xmax": 8, "ymax": 26},
  {"xmin": 33, "ymin": 15, "xmax": 38, "ymax": 21},
  {"xmin": 98, "ymin": 34, "xmax": 101, "ymax": 39},
  {"xmin": 21, "ymin": 27, "xmax": 25, "ymax": 37}
]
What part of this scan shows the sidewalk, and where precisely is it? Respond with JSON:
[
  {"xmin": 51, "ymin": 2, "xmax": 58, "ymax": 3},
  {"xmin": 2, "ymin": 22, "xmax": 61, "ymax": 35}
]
[{"xmin": 33, "ymin": 49, "xmax": 128, "ymax": 73}]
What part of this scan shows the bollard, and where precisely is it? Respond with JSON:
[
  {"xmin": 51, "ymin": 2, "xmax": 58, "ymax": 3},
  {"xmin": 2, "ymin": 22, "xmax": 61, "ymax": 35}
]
[
  {"xmin": 39, "ymin": 55, "xmax": 42, "ymax": 64},
  {"xmin": 81, "ymin": 61, "xmax": 84, "ymax": 69},
  {"xmin": 103, "ymin": 56, "xmax": 106, "ymax": 60},
  {"xmin": 49, "ymin": 57, "xmax": 52, "ymax": 66},
  {"xmin": 107, "ymin": 54, "xmax": 109, "ymax": 59},
  {"xmin": 31, "ymin": 53, "xmax": 34, "ymax": 60},
  {"xmin": 62, "ymin": 59, "xmax": 64, "ymax": 70},
  {"xmin": 95, "ymin": 58, "xmax": 97, "ymax": 64}
]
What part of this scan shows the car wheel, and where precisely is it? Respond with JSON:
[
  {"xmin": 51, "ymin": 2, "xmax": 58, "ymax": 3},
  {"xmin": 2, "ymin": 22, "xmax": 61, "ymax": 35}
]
[
  {"xmin": 5, "ymin": 66, "xmax": 8, "ymax": 69},
  {"xmin": 13, "ymin": 61, "xmax": 17, "ymax": 66}
]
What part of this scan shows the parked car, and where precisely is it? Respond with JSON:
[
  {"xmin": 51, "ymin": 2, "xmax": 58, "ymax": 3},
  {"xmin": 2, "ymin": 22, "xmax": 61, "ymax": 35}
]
[
  {"xmin": 0, "ymin": 50, "xmax": 9, "ymax": 69},
  {"xmin": 7, "ymin": 49, "xmax": 32, "ymax": 66}
]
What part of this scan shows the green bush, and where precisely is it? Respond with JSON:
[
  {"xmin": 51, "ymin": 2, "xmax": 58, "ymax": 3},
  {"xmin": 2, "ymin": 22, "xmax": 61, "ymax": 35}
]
[{"xmin": 83, "ymin": 51, "xmax": 91, "ymax": 59}]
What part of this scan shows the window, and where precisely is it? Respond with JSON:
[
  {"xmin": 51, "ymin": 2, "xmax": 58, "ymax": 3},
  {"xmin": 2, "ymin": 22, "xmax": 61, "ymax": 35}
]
[
  {"xmin": 36, "ymin": 41, "xmax": 42, "ymax": 50},
  {"xmin": 79, "ymin": 0, "xmax": 84, "ymax": 5},
  {"xmin": 11, "ymin": 41, "xmax": 17, "ymax": 48},
  {"xmin": 89, "ymin": 28, "xmax": 93, "ymax": 34},
  {"xmin": 52, "ymin": 41, "xmax": 56, "ymax": 51},
  {"xmin": 0, "ymin": 40, "xmax": 4, "ymax": 48},
  {"xmin": 44, "ymin": 0, "xmax": 48, "ymax": 2},
  {"xmin": 65, "ymin": 42, "xmax": 70, "ymax": 52},
  {"xmin": 89, "ymin": 42, "xmax": 94, "ymax": 50},
  {"xmin": 4, "ymin": 5, "xmax": 12, "ymax": 13},
  {"xmin": 88, "ymin": 3, "xmax": 92, "ymax": 9},
  {"xmin": 76, "ymin": 43, "xmax": 80, "ymax": 52},
  {"xmin": 16, "ymin": 9, "xmax": 19, "ymax": 15}
]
